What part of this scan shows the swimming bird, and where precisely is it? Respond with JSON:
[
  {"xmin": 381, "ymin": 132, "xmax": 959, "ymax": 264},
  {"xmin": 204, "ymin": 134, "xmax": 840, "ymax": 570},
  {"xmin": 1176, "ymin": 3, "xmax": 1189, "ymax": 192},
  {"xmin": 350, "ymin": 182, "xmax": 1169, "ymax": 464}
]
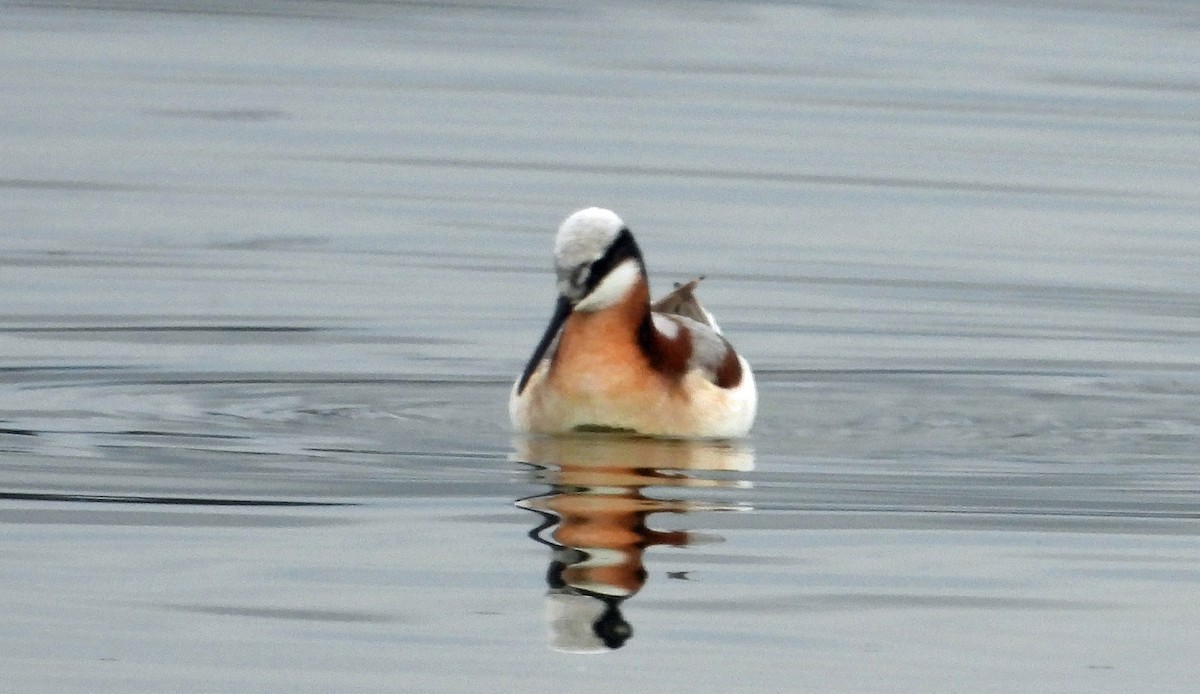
[{"xmin": 509, "ymin": 207, "xmax": 756, "ymax": 438}]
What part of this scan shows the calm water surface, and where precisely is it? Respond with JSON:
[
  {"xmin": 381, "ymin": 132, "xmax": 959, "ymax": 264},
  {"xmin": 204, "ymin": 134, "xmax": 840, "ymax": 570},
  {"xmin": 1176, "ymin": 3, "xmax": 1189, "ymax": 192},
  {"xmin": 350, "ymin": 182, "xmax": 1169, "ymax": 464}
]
[{"xmin": 2, "ymin": 1, "xmax": 1200, "ymax": 692}]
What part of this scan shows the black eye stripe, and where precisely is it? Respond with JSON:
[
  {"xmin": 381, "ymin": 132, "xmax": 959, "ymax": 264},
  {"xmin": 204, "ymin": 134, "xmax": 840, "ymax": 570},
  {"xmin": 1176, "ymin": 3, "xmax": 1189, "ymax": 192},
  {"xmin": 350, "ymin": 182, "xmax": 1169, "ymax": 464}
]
[{"xmin": 584, "ymin": 228, "xmax": 643, "ymax": 293}]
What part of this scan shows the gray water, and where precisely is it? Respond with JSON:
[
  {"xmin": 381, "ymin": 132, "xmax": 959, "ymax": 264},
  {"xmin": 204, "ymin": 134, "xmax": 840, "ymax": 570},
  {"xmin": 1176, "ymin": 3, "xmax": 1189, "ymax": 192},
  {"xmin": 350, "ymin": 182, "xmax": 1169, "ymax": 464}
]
[{"xmin": 3, "ymin": 1, "xmax": 1200, "ymax": 691}]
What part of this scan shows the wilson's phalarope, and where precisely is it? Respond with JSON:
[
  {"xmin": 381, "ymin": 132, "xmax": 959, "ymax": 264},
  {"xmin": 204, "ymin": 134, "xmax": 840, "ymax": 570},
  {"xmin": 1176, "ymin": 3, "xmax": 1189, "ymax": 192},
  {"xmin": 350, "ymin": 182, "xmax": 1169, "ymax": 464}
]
[{"xmin": 509, "ymin": 207, "xmax": 757, "ymax": 438}]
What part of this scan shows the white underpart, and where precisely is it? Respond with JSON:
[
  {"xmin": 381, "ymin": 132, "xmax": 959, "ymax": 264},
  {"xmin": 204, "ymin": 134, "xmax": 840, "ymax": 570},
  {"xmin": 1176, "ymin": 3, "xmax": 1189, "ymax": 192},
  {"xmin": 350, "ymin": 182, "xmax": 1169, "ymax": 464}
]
[
  {"xmin": 723, "ymin": 354, "xmax": 758, "ymax": 436},
  {"xmin": 651, "ymin": 312, "xmax": 679, "ymax": 338},
  {"xmin": 573, "ymin": 259, "xmax": 641, "ymax": 312}
]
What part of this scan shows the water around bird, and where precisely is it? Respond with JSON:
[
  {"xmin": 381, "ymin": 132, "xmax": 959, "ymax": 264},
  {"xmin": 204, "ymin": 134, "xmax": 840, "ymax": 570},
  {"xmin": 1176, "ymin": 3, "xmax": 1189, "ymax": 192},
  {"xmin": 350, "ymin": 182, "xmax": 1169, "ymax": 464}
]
[{"xmin": 2, "ymin": 1, "xmax": 1199, "ymax": 692}]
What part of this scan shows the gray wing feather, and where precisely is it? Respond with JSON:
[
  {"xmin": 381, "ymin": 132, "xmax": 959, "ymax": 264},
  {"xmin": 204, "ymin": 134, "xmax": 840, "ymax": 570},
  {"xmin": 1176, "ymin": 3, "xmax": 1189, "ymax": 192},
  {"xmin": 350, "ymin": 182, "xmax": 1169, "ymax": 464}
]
[{"xmin": 652, "ymin": 277, "xmax": 734, "ymax": 383}]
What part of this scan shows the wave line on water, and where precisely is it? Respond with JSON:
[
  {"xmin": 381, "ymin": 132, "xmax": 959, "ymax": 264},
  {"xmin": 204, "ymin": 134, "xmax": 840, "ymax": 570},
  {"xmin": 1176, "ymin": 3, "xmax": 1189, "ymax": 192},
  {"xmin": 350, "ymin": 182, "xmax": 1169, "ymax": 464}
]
[
  {"xmin": 294, "ymin": 154, "xmax": 1169, "ymax": 200},
  {"xmin": 0, "ymin": 491, "xmax": 352, "ymax": 507}
]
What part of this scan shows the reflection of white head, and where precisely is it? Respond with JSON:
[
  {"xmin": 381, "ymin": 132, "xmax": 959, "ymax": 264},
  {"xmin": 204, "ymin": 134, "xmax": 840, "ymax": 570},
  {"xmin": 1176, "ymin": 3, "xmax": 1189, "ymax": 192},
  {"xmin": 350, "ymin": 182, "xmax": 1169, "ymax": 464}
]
[
  {"xmin": 545, "ymin": 592, "xmax": 609, "ymax": 654},
  {"xmin": 544, "ymin": 592, "xmax": 631, "ymax": 653}
]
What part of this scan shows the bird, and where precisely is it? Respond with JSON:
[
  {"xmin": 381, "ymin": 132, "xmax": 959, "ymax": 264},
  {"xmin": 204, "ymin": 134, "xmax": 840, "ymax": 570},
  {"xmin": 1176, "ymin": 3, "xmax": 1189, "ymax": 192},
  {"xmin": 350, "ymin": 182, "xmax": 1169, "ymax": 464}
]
[{"xmin": 509, "ymin": 207, "xmax": 756, "ymax": 438}]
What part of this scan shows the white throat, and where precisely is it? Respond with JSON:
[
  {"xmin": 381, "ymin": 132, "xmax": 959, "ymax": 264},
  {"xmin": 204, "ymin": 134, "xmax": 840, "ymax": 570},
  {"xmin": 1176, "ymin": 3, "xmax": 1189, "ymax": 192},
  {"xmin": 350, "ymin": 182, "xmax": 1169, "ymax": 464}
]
[{"xmin": 573, "ymin": 259, "xmax": 641, "ymax": 312}]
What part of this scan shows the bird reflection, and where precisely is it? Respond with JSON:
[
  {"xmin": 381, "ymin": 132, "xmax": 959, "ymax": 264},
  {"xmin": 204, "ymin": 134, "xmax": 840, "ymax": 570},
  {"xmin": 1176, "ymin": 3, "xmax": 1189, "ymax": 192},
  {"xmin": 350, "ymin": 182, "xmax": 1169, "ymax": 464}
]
[{"xmin": 513, "ymin": 435, "xmax": 753, "ymax": 653}]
